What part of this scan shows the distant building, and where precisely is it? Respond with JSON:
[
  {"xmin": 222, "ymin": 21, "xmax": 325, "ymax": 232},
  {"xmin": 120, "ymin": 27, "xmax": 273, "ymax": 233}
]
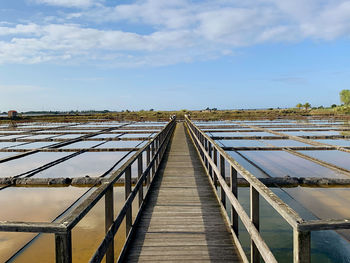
[{"xmin": 8, "ymin": 110, "xmax": 18, "ymax": 118}]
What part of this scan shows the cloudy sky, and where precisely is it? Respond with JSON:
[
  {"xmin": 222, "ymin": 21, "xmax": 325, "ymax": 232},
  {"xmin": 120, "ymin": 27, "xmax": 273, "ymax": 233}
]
[{"xmin": 1, "ymin": 0, "xmax": 350, "ymax": 111}]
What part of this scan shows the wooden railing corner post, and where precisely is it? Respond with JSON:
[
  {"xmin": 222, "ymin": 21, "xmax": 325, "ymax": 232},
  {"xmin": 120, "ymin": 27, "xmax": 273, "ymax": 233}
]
[
  {"xmin": 230, "ymin": 166, "xmax": 238, "ymax": 236},
  {"xmin": 220, "ymin": 154, "xmax": 226, "ymax": 208},
  {"xmin": 293, "ymin": 228, "xmax": 311, "ymax": 263},
  {"xmin": 250, "ymin": 185, "xmax": 260, "ymax": 263},
  {"xmin": 105, "ymin": 185, "xmax": 114, "ymax": 263},
  {"xmin": 55, "ymin": 231, "xmax": 72, "ymax": 263},
  {"xmin": 125, "ymin": 166, "xmax": 132, "ymax": 237},
  {"xmin": 138, "ymin": 155, "xmax": 143, "ymax": 207}
]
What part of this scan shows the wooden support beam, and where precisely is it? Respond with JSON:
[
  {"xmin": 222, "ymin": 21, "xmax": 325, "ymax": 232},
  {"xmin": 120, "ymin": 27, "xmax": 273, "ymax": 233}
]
[
  {"xmin": 231, "ymin": 166, "xmax": 238, "ymax": 236},
  {"xmin": 138, "ymin": 155, "xmax": 143, "ymax": 207},
  {"xmin": 293, "ymin": 229, "xmax": 311, "ymax": 263},
  {"xmin": 250, "ymin": 186, "xmax": 260, "ymax": 263},
  {"xmin": 125, "ymin": 166, "xmax": 132, "ymax": 237},
  {"xmin": 146, "ymin": 147, "xmax": 151, "ymax": 187},
  {"xmin": 213, "ymin": 148, "xmax": 218, "ymax": 188},
  {"xmin": 220, "ymin": 154, "xmax": 226, "ymax": 208},
  {"xmin": 55, "ymin": 231, "xmax": 72, "ymax": 263},
  {"xmin": 105, "ymin": 186, "xmax": 114, "ymax": 263}
]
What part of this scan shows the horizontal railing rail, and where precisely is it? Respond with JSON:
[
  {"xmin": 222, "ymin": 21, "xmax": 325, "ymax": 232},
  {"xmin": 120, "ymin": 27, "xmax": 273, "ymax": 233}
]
[
  {"xmin": 185, "ymin": 116, "xmax": 350, "ymax": 263},
  {"xmin": 0, "ymin": 117, "xmax": 176, "ymax": 263}
]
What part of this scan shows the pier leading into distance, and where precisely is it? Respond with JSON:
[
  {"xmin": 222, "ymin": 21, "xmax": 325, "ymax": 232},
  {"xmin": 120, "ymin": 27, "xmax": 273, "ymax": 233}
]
[{"xmin": 123, "ymin": 122, "xmax": 242, "ymax": 262}]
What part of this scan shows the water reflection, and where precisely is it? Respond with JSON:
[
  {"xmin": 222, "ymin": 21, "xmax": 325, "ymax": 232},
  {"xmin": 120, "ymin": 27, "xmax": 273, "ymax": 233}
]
[
  {"xmin": 299, "ymin": 150, "xmax": 350, "ymax": 171},
  {"xmin": 11, "ymin": 186, "xmax": 138, "ymax": 262},
  {"xmin": 33, "ymin": 152, "xmax": 131, "ymax": 178},
  {"xmin": 229, "ymin": 150, "xmax": 346, "ymax": 178},
  {"xmin": 0, "ymin": 152, "xmax": 70, "ymax": 177},
  {"xmin": 0, "ymin": 187, "xmax": 88, "ymax": 262}
]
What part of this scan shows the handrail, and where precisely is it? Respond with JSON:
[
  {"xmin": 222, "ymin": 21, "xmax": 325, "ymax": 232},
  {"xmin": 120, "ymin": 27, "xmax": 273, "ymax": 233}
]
[
  {"xmin": 185, "ymin": 115, "xmax": 350, "ymax": 263},
  {"xmin": 0, "ymin": 117, "xmax": 176, "ymax": 263},
  {"xmin": 89, "ymin": 118, "xmax": 176, "ymax": 262},
  {"xmin": 185, "ymin": 116, "xmax": 302, "ymax": 226},
  {"xmin": 185, "ymin": 117, "xmax": 277, "ymax": 263}
]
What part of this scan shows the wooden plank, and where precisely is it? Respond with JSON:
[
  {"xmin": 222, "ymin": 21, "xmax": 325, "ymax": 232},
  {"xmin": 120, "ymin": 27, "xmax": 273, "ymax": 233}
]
[{"xmin": 123, "ymin": 123, "xmax": 242, "ymax": 262}]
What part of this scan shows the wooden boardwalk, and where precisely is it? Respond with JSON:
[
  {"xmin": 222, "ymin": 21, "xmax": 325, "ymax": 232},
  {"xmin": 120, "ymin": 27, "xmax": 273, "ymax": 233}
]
[{"xmin": 123, "ymin": 122, "xmax": 242, "ymax": 262}]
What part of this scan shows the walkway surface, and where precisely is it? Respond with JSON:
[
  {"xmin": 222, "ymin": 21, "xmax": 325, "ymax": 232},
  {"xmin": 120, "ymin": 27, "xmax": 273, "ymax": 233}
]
[{"xmin": 123, "ymin": 122, "xmax": 242, "ymax": 262}]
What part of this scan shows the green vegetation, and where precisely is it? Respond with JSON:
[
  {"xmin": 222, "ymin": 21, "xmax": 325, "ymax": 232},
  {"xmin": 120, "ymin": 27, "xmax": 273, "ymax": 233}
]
[
  {"xmin": 1, "ymin": 106, "xmax": 350, "ymax": 124},
  {"xmin": 304, "ymin": 102, "xmax": 311, "ymax": 110},
  {"xmin": 340, "ymin": 89, "xmax": 350, "ymax": 105},
  {"xmin": 3, "ymin": 90, "xmax": 350, "ymax": 123}
]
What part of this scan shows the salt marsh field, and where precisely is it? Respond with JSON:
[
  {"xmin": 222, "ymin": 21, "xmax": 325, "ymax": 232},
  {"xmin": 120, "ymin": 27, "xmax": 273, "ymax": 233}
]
[
  {"xmin": 0, "ymin": 121, "xmax": 166, "ymax": 262},
  {"xmin": 1, "ymin": 118, "xmax": 350, "ymax": 262},
  {"xmin": 195, "ymin": 119, "xmax": 350, "ymax": 262}
]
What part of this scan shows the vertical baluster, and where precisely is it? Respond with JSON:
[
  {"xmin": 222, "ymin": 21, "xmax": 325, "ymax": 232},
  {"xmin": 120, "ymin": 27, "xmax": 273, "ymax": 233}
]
[
  {"xmin": 204, "ymin": 138, "xmax": 208, "ymax": 168},
  {"xmin": 208, "ymin": 142, "xmax": 213, "ymax": 179},
  {"xmin": 151, "ymin": 142, "xmax": 155, "ymax": 178},
  {"xmin": 146, "ymin": 147, "xmax": 151, "ymax": 187},
  {"xmin": 213, "ymin": 148, "xmax": 218, "ymax": 188},
  {"xmin": 55, "ymin": 232, "xmax": 72, "ymax": 263},
  {"xmin": 293, "ymin": 229, "xmax": 311, "ymax": 263},
  {"xmin": 220, "ymin": 155, "xmax": 226, "ymax": 208},
  {"xmin": 125, "ymin": 166, "xmax": 132, "ymax": 237},
  {"xmin": 230, "ymin": 166, "xmax": 238, "ymax": 236},
  {"xmin": 138, "ymin": 155, "xmax": 143, "ymax": 207},
  {"xmin": 105, "ymin": 185, "xmax": 114, "ymax": 263},
  {"xmin": 250, "ymin": 185, "xmax": 260, "ymax": 263}
]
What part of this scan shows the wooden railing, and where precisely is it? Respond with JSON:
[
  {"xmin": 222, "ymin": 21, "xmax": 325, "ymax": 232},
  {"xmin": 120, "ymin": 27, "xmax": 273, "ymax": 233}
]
[
  {"xmin": 0, "ymin": 117, "xmax": 176, "ymax": 263},
  {"xmin": 185, "ymin": 116, "xmax": 350, "ymax": 263}
]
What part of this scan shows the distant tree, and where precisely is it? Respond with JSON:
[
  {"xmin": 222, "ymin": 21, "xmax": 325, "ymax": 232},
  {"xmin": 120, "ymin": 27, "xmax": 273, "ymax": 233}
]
[
  {"xmin": 304, "ymin": 102, "xmax": 311, "ymax": 110},
  {"xmin": 149, "ymin": 108, "xmax": 154, "ymax": 111},
  {"xmin": 340, "ymin": 89, "xmax": 350, "ymax": 105},
  {"xmin": 296, "ymin": 103, "xmax": 303, "ymax": 110},
  {"xmin": 212, "ymin": 108, "xmax": 217, "ymax": 111},
  {"xmin": 331, "ymin": 104, "xmax": 337, "ymax": 108}
]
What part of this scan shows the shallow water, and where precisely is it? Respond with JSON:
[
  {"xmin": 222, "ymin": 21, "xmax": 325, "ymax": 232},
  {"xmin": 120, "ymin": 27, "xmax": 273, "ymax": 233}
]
[
  {"xmin": 299, "ymin": 150, "xmax": 350, "ymax": 171},
  {"xmin": 0, "ymin": 186, "xmax": 88, "ymax": 262},
  {"xmin": 0, "ymin": 152, "xmax": 71, "ymax": 177},
  {"xmin": 2, "ymin": 186, "xmax": 139, "ymax": 262},
  {"xmin": 229, "ymin": 150, "xmax": 346, "ymax": 178},
  {"xmin": 208, "ymin": 119, "xmax": 350, "ymax": 261},
  {"xmin": 33, "ymin": 151, "xmax": 132, "ymax": 178},
  {"xmin": 315, "ymin": 139, "xmax": 350, "ymax": 147}
]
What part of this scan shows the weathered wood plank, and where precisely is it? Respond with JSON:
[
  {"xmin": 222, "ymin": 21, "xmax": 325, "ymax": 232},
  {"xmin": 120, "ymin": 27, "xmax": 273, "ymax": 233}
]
[{"xmin": 123, "ymin": 123, "xmax": 242, "ymax": 262}]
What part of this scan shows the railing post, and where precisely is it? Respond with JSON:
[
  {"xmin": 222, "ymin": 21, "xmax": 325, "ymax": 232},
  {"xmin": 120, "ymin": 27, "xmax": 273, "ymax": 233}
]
[
  {"xmin": 146, "ymin": 147, "xmax": 151, "ymax": 187},
  {"xmin": 151, "ymin": 142, "xmax": 155, "ymax": 178},
  {"xmin": 250, "ymin": 185, "xmax": 260, "ymax": 263},
  {"xmin": 138, "ymin": 155, "xmax": 143, "ymax": 207},
  {"xmin": 55, "ymin": 231, "xmax": 72, "ymax": 263},
  {"xmin": 105, "ymin": 185, "xmax": 114, "ymax": 263},
  {"xmin": 293, "ymin": 229, "xmax": 311, "ymax": 263},
  {"xmin": 220, "ymin": 154, "xmax": 226, "ymax": 208},
  {"xmin": 125, "ymin": 166, "xmax": 132, "ymax": 237},
  {"xmin": 208, "ymin": 142, "xmax": 213, "ymax": 179},
  {"xmin": 157, "ymin": 137, "xmax": 161, "ymax": 167},
  {"xmin": 230, "ymin": 166, "xmax": 238, "ymax": 236},
  {"xmin": 213, "ymin": 148, "xmax": 218, "ymax": 188},
  {"xmin": 155, "ymin": 138, "xmax": 159, "ymax": 168},
  {"xmin": 204, "ymin": 138, "xmax": 208, "ymax": 168}
]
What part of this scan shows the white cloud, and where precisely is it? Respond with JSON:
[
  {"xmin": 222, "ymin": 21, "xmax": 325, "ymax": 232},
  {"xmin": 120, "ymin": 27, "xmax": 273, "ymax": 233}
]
[
  {"xmin": 34, "ymin": 0, "xmax": 98, "ymax": 8},
  {"xmin": 1, "ymin": 0, "xmax": 350, "ymax": 66},
  {"xmin": 0, "ymin": 23, "xmax": 195, "ymax": 64}
]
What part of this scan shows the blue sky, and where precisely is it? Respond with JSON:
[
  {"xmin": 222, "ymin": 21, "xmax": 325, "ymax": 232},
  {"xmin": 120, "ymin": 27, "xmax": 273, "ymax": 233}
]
[{"xmin": 0, "ymin": 0, "xmax": 350, "ymax": 111}]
